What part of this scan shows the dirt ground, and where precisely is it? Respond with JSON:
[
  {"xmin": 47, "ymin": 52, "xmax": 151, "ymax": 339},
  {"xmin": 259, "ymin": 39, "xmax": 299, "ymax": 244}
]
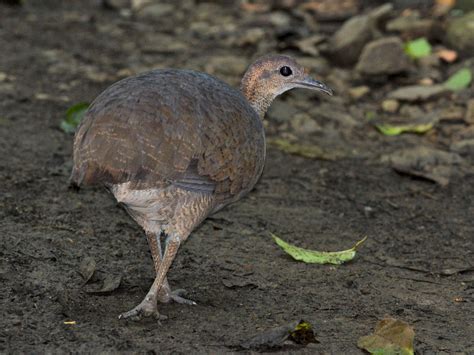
[{"xmin": 1, "ymin": 0, "xmax": 473, "ymax": 353}]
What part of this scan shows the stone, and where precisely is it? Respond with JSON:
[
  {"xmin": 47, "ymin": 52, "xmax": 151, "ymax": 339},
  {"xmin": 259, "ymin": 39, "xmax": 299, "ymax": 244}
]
[
  {"xmin": 134, "ymin": 3, "xmax": 174, "ymax": 19},
  {"xmin": 381, "ymin": 99, "xmax": 400, "ymax": 113},
  {"xmin": 356, "ymin": 37, "xmax": 410, "ymax": 75},
  {"xmin": 446, "ymin": 11, "xmax": 474, "ymax": 55},
  {"xmin": 327, "ymin": 15, "xmax": 372, "ymax": 66},
  {"xmin": 327, "ymin": 4, "xmax": 393, "ymax": 66},
  {"xmin": 387, "ymin": 84, "xmax": 448, "ymax": 102},
  {"xmin": 386, "ymin": 13, "xmax": 433, "ymax": 38},
  {"xmin": 349, "ymin": 86, "xmax": 370, "ymax": 99}
]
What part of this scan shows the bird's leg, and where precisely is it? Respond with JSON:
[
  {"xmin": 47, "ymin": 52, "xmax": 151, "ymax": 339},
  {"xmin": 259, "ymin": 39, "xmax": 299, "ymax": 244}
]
[
  {"xmin": 147, "ymin": 232, "xmax": 195, "ymax": 305},
  {"xmin": 118, "ymin": 232, "xmax": 184, "ymax": 321}
]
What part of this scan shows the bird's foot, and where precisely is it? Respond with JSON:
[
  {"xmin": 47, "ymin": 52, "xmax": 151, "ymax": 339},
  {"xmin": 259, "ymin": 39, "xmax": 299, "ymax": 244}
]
[
  {"xmin": 158, "ymin": 288, "xmax": 196, "ymax": 305},
  {"xmin": 118, "ymin": 297, "xmax": 167, "ymax": 321}
]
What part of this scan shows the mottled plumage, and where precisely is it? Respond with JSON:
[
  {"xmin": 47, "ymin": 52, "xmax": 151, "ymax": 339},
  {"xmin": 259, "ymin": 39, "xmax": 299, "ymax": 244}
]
[{"xmin": 71, "ymin": 55, "xmax": 332, "ymax": 320}]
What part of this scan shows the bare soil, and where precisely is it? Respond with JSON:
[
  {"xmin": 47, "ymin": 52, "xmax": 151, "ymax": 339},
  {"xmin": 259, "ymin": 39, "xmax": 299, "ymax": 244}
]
[{"xmin": 0, "ymin": 1, "xmax": 473, "ymax": 353}]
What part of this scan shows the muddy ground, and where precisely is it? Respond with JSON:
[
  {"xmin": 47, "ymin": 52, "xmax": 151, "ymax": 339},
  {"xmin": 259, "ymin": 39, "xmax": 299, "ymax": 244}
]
[{"xmin": 0, "ymin": 0, "xmax": 473, "ymax": 353}]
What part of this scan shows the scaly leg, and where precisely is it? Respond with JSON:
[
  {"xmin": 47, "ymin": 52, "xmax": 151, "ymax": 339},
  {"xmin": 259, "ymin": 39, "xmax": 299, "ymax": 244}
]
[
  {"xmin": 118, "ymin": 233, "xmax": 183, "ymax": 320},
  {"xmin": 147, "ymin": 232, "xmax": 195, "ymax": 305}
]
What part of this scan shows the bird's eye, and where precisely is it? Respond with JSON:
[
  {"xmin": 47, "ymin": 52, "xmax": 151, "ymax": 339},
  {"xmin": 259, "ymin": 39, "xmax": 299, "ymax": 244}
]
[{"xmin": 279, "ymin": 66, "xmax": 292, "ymax": 77}]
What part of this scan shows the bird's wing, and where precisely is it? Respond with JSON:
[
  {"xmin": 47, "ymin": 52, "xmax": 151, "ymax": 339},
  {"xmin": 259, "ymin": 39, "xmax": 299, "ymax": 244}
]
[{"xmin": 71, "ymin": 70, "xmax": 264, "ymax": 201}]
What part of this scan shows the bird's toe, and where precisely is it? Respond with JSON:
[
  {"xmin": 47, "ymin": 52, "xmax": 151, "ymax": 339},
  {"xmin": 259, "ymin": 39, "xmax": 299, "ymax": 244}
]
[
  {"xmin": 170, "ymin": 289, "xmax": 196, "ymax": 305},
  {"xmin": 118, "ymin": 299, "xmax": 166, "ymax": 321}
]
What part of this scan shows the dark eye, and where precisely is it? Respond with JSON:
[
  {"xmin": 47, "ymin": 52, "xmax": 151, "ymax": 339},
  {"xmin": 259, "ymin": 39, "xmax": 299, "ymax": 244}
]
[{"xmin": 279, "ymin": 66, "xmax": 292, "ymax": 77}]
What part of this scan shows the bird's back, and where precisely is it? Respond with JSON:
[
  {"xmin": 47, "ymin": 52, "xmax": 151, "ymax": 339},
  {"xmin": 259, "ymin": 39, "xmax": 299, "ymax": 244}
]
[{"xmin": 71, "ymin": 69, "xmax": 265, "ymax": 208}]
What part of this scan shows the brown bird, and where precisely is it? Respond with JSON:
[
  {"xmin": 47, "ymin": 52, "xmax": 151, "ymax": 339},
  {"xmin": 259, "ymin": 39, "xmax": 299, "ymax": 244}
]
[{"xmin": 71, "ymin": 55, "xmax": 332, "ymax": 320}]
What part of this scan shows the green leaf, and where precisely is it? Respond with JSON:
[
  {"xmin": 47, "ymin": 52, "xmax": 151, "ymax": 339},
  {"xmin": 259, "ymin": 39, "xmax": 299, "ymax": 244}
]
[
  {"xmin": 404, "ymin": 38, "xmax": 432, "ymax": 59},
  {"xmin": 272, "ymin": 234, "xmax": 367, "ymax": 265},
  {"xmin": 357, "ymin": 317, "xmax": 415, "ymax": 355},
  {"xmin": 444, "ymin": 68, "xmax": 472, "ymax": 91},
  {"xmin": 375, "ymin": 122, "xmax": 434, "ymax": 136},
  {"xmin": 60, "ymin": 102, "xmax": 89, "ymax": 133}
]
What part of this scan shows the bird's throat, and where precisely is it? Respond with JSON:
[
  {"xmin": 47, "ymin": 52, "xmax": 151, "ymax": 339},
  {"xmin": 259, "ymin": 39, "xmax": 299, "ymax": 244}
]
[{"xmin": 240, "ymin": 75, "xmax": 275, "ymax": 119}]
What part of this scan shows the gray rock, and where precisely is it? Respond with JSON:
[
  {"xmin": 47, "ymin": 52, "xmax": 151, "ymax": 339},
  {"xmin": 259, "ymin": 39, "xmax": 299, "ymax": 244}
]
[
  {"xmin": 446, "ymin": 11, "xmax": 474, "ymax": 55},
  {"xmin": 356, "ymin": 37, "xmax": 410, "ymax": 75},
  {"xmin": 327, "ymin": 15, "xmax": 372, "ymax": 66},
  {"xmin": 327, "ymin": 4, "xmax": 393, "ymax": 66},
  {"xmin": 135, "ymin": 3, "xmax": 174, "ymax": 19},
  {"xmin": 388, "ymin": 84, "xmax": 448, "ymax": 101},
  {"xmin": 386, "ymin": 13, "xmax": 433, "ymax": 38}
]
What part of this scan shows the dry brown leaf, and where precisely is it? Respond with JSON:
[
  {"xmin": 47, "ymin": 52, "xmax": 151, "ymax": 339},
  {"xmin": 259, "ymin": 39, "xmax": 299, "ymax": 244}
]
[{"xmin": 357, "ymin": 317, "xmax": 415, "ymax": 355}]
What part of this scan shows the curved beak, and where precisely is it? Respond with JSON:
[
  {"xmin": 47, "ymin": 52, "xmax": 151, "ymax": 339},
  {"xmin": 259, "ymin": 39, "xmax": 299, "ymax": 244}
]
[{"xmin": 294, "ymin": 77, "xmax": 333, "ymax": 96}]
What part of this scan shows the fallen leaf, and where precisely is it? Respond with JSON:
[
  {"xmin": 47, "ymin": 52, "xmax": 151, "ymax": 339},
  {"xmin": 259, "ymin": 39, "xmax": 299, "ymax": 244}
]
[
  {"xmin": 388, "ymin": 84, "xmax": 448, "ymax": 102},
  {"xmin": 272, "ymin": 233, "xmax": 367, "ymax": 265},
  {"xmin": 268, "ymin": 138, "xmax": 340, "ymax": 160},
  {"xmin": 357, "ymin": 317, "xmax": 415, "ymax": 355},
  {"xmin": 375, "ymin": 122, "xmax": 434, "ymax": 136},
  {"xmin": 222, "ymin": 276, "xmax": 258, "ymax": 289},
  {"xmin": 79, "ymin": 257, "xmax": 96, "ymax": 283},
  {"xmin": 63, "ymin": 320, "xmax": 76, "ymax": 325},
  {"xmin": 85, "ymin": 275, "xmax": 121, "ymax": 294},
  {"xmin": 383, "ymin": 147, "xmax": 464, "ymax": 186},
  {"xmin": 288, "ymin": 321, "xmax": 318, "ymax": 345},
  {"xmin": 60, "ymin": 102, "xmax": 89, "ymax": 134},
  {"xmin": 404, "ymin": 38, "xmax": 432, "ymax": 59},
  {"xmin": 444, "ymin": 68, "xmax": 472, "ymax": 91},
  {"xmin": 239, "ymin": 320, "xmax": 317, "ymax": 350},
  {"xmin": 436, "ymin": 49, "xmax": 457, "ymax": 63}
]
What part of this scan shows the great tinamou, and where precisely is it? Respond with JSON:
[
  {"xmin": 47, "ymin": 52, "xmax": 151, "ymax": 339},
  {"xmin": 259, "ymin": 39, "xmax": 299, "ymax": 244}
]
[{"xmin": 71, "ymin": 55, "xmax": 332, "ymax": 320}]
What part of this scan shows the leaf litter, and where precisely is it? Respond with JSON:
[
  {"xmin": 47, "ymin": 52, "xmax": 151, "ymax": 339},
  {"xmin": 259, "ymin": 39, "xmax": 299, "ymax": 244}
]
[
  {"xmin": 357, "ymin": 317, "xmax": 415, "ymax": 355},
  {"xmin": 238, "ymin": 320, "xmax": 317, "ymax": 350}
]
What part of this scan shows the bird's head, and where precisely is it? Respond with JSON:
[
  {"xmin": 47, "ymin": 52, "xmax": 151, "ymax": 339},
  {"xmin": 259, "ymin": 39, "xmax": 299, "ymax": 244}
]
[{"xmin": 240, "ymin": 55, "xmax": 333, "ymax": 118}]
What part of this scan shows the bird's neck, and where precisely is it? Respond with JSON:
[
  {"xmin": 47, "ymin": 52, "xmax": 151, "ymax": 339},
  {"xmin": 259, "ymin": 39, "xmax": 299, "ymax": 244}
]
[{"xmin": 240, "ymin": 75, "xmax": 274, "ymax": 119}]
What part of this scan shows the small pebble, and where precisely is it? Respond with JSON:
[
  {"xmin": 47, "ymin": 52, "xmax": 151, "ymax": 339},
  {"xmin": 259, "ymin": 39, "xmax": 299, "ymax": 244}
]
[{"xmin": 381, "ymin": 99, "xmax": 399, "ymax": 113}]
